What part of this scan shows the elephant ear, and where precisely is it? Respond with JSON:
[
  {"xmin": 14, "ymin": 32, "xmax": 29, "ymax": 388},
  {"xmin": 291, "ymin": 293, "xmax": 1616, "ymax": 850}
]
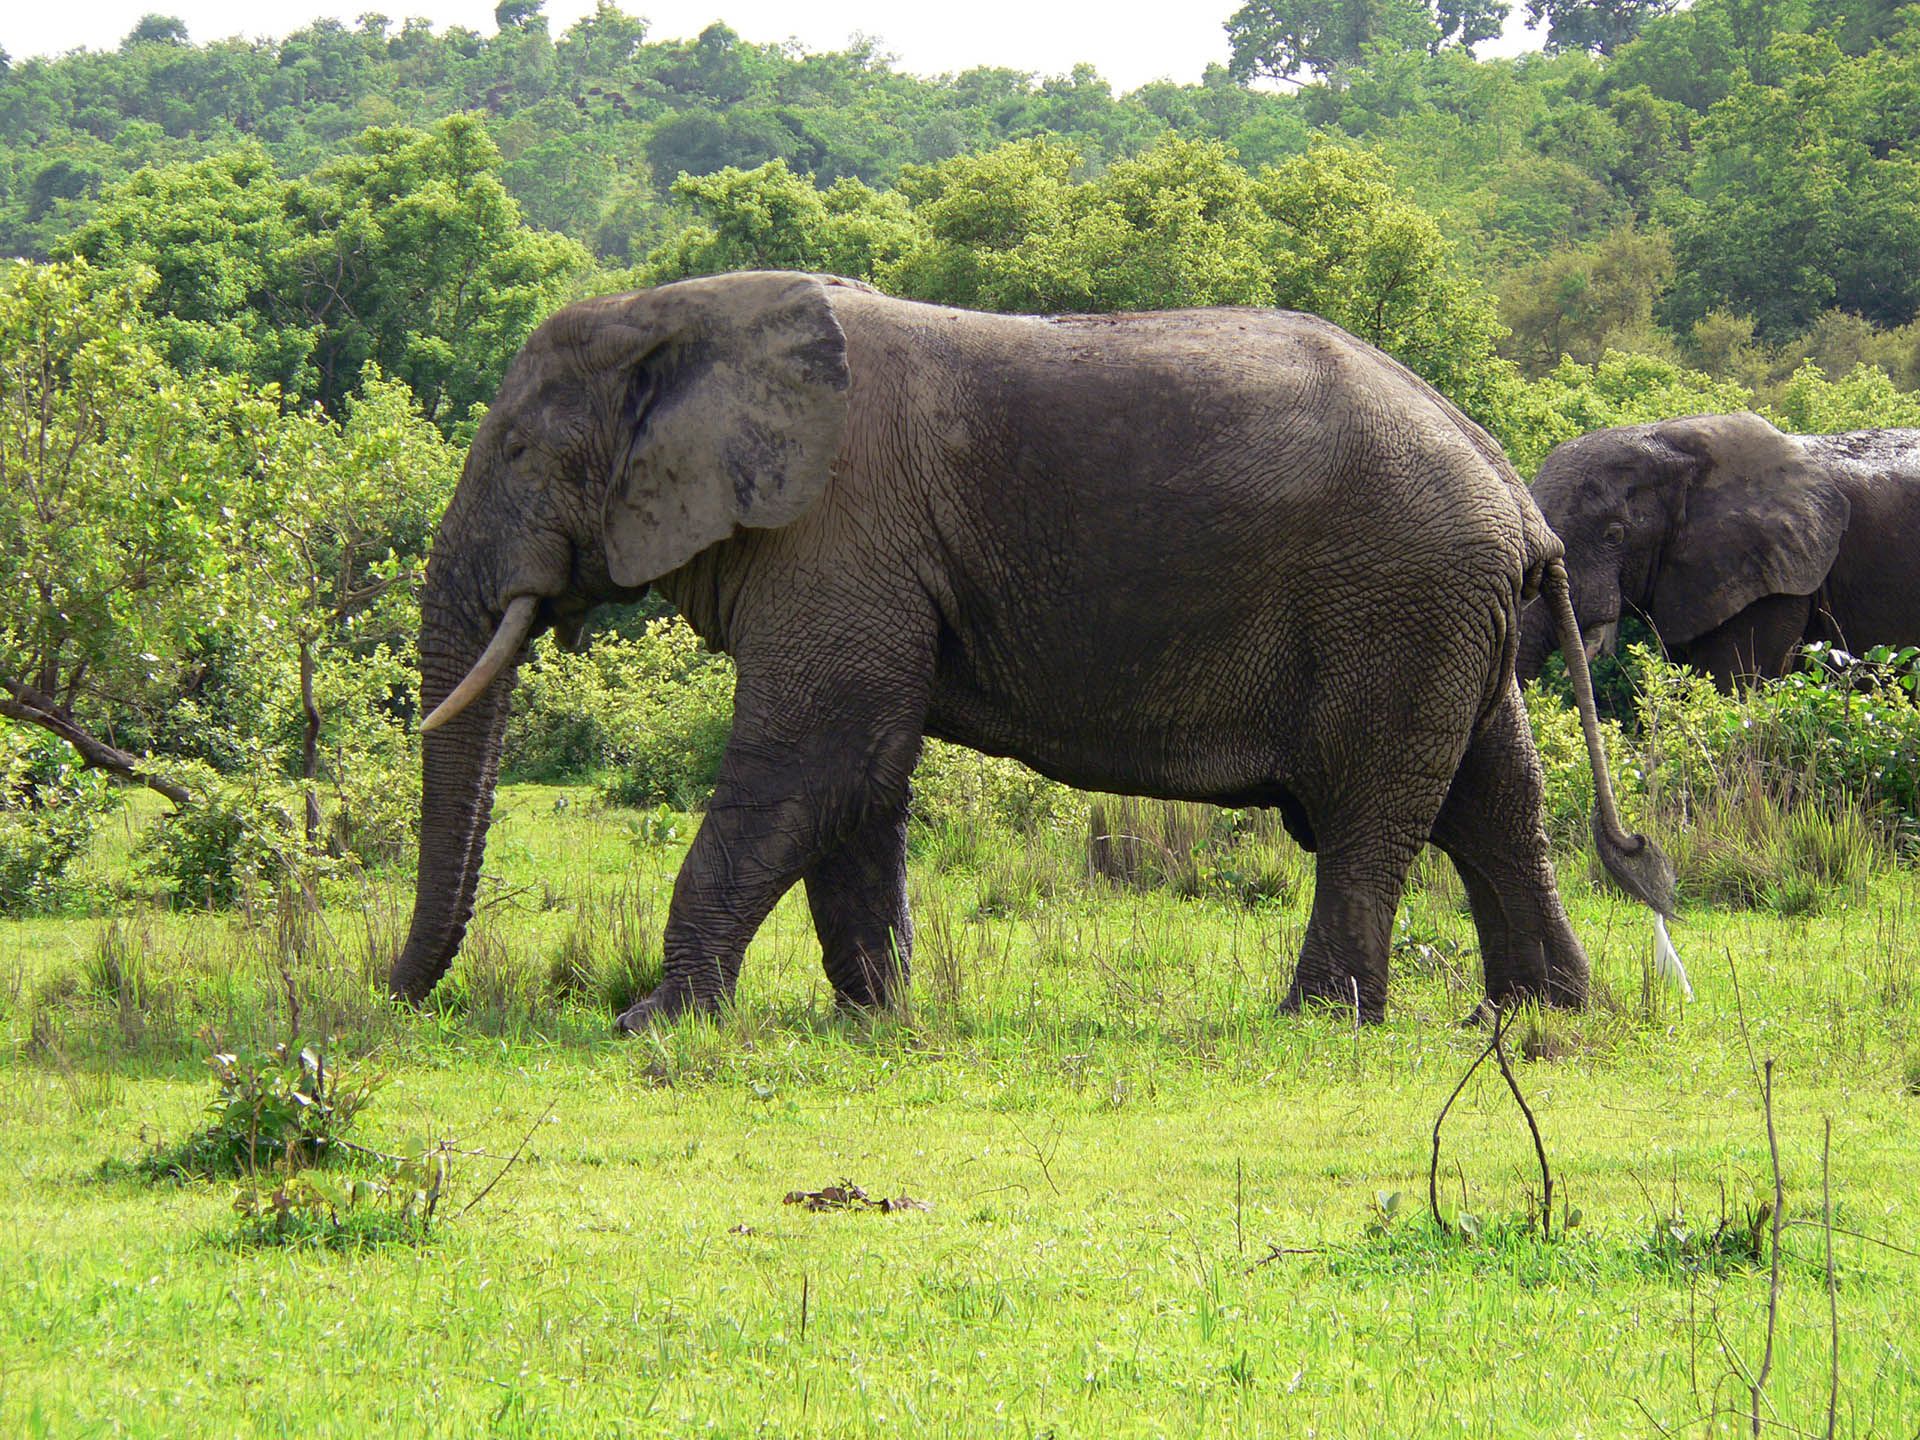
[
  {"xmin": 602, "ymin": 273, "xmax": 850, "ymax": 589},
  {"xmin": 1649, "ymin": 412, "xmax": 1850, "ymax": 646}
]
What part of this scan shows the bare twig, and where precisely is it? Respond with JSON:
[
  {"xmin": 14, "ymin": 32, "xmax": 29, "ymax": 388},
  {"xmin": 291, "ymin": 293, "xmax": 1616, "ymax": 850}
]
[
  {"xmin": 1428, "ymin": 1007, "xmax": 1503, "ymax": 1231},
  {"xmin": 1489, "ymin": 1009, "xmax": 1553, "ymax": 1240},
  {"xmin": 1782, "ymin": 1219, "xmax": 1918, "ymax": 1260},
  {"xmin": 1823, "ymin": 1117, "xmax": 1838, "ymax": 1440},
  {"xmin": 1010, "ymin": 1118, "xmax": 1062, "ymax": 1196},
  {"xmin": 1752, "ymin": 1058, "xmax": 1784, "ymax": 1439},
  {"xmin": 1722, "ymin": 944, "xmax": 1786, "ymax": 1440},
  {"xmin": 458, "ymin": 1102, "xmax": 554, "ymax": 1218},
  {"xmin": 1246, "ymin": 1244, "xmax": 1322, "ymax": 1272}
]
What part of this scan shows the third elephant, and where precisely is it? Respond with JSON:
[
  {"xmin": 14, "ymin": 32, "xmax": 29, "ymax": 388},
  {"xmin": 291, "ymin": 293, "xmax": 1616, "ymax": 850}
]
[{"xmin": 1518, "ymin": 412, "xmax": 1920, "ymax": 689}]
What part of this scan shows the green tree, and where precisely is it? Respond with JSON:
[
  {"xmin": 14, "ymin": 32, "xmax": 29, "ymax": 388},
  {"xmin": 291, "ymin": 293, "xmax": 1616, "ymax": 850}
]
[
  {"xmin": 224, "ymin": 368, "xmax": 460, "ymax": 847},
  {"xmin": 291, "ymin": 115, "xmax": 591, "ymax": 428},
  {"xmin": 1226, "ymin": 0, "xmax": 1444, "ymax": 79},
  {"xmin": 0, "ymin": 261, "xmax": 244, "ymax": 804},
  {"xmin": 1258, "ymin": 142, "xmax": 1513, "ymax": 417},
  {"xmin": 1524, "ymin": 0, "xmax": 1681, "ymax": 54},
  {"xmin": 1662, "ymin": 29, "xmax": 1920, "ymax": 336},
  {"xmin": 645, "ymin": 159, "xmax": 917, "ymax": 282},
  {"xmin": 61, "ymin": 146, "xmax": 316, "ymax": 396},
  {"xmin": 1499, "ymin": 225, "xmax": 1677, "ymax": 371}
]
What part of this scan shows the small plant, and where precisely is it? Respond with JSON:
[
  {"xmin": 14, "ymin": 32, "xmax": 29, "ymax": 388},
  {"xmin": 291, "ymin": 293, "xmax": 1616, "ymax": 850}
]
[
  {"xmin": 140, "ymin": 1033, "xmax": 383, "ymax": 1180},
  {"xmin": 136, "ymin": 768, "xmax": 308, "ymax": 908},
  {"xmin": 1366, "ymin": 1189, "xmax": 1404, "ymax": 1236},
  {"xmin": 228, "ymin": 1147, "xmax": 449, "ymax": 1249},
  {"xmin": 1634, "ymin": 1199, "xmax": 1771, "ymax": 1278},
  {"xmin": 624, "ymin": 804, "xmax": 682, "ymax": 847}
]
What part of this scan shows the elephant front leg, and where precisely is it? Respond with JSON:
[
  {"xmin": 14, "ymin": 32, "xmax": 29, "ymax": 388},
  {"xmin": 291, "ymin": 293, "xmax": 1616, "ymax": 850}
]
[
  {"xmin": 804, "ymin": 798, "xmax": 913, "ymax": 1011},
  {"xmin": 615, "ymin": 727, "xmax": 924, "ymax": 1032}
]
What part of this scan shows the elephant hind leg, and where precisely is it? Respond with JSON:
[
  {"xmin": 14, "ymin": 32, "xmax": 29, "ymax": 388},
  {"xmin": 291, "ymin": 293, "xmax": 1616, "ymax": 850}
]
[
  {"xmin": 1430, "ymin": 684, "xmax": 1588, "ymax": 1009},
  {"xmin": 804, "ymin": 796, "xmax": 913, "ymax": 1011},
  {"xmin": 1283, "ymin": 808, "xmax": 1440, "ymax": 1023}
]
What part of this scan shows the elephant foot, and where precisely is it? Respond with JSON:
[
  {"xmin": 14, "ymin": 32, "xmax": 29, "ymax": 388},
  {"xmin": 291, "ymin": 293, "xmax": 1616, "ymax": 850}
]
[
  {"xmin": 824, "ymin": 950, "xmax": 908, "ymax": 1015},
  {"xmin": 1459, "ymin": 997, "xmax": 1499, "ymax": 1029},
  {"xmin": 1280, "ymin": 976, "xmax": 1386, "ymax": 1025},
  {"xmin": 614, "ymin": 978, "xmax": 720, "ymax": 1034}
]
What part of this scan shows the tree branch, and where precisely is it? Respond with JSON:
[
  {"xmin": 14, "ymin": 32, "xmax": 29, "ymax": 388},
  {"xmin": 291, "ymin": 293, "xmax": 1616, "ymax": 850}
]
[{"xmin": 0, "ymin": 676, "xmax": 192, "ymax": 807}]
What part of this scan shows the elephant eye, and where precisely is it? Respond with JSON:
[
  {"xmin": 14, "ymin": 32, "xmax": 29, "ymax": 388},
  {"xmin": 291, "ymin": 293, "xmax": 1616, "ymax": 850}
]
[{"xmin": 1602, "ymin": 521, "xmax": 1627, "ymax": 546}]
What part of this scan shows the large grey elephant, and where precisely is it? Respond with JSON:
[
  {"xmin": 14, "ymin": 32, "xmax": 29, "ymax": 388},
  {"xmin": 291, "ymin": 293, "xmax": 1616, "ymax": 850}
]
[
  {"xmin": 389, "ymin": 271, "xmax": 1672, "ymax": 1027},
  {"xmin": 1520, "ymin": 412, "xmax": 1920, "ymax": 688}
]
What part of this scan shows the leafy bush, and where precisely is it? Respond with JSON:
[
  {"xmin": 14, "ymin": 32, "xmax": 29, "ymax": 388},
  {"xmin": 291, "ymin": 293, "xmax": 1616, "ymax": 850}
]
[
  {"xmin": 0, "ymin": 722, "xmax": 117, "ymax": 915},
  {"xmin": 140, "ymin": 1036, "xmax": 383, "ymax": 1180},
  {"xmin": 1632, "ymin": 643, "xmax": 1920, "ymax": 841},
  {"xmin": 136, "ymin": 764, "xmax": 304, "ymax": 907},
  {"xmin": 507, "ymin": 616, "xmax": 735, "ymax": 808},
  {"xmin": 1528, "ymin": 643, "xmax": 1917, "ymax": 909},
  {"xmin": 910, "ymin": 740, "xmax": 1087, "ymax": 838},
  {"xmin": 1522, "ymin": 681, "xmax": 1646, "ymax": 849}
]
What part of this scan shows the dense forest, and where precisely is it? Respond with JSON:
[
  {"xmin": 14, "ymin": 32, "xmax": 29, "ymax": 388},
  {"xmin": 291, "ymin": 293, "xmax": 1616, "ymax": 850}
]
[
  {"xmin": 5, "ymin": 0, "xmax": 1920, "ymax": 391},
  {"xmin": 5, "ymin": 0, "xmax": 1920, "ymax": 905}
]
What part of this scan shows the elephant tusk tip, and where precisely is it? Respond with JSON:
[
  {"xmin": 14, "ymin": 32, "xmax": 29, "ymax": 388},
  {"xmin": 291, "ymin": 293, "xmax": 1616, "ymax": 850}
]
[{"xmin": 418, "ymin": 595, "xmax": 538, "ymax": 735}]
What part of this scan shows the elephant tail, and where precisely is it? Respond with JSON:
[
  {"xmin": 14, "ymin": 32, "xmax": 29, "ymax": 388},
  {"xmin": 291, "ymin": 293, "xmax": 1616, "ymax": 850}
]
[{"xmin": 1543, "ymin": 556, "xmax": 1679, "ymax": 920}]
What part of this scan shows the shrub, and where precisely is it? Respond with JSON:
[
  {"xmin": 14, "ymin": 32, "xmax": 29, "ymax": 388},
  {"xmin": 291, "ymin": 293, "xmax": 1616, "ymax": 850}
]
[
  {"xmin": 1534, "ymin": 643, "xmax": 1912, "ymax": 909},
  {"xmin": 910, "ymin": 740, "xmax": 1087, "ymax": 839},
  {"xmin": 1630, "ymin": 643, "xmax": 1920, "ymax": 841},
  {"xmin": 140, "ymin": 1036, "xmax": 383, "ymax": 1180},
  {"xmin": 136, "ymin": 764, "xmax": 305, "ymax": 908},
  {"xmin": 0, "ymin": 722, "xmax": 117, "ymax": 915},
  {"xmin": 507, "ymin": 617, "xmax": 735, "ymax": 808},
  {"xmin": 1522, "ymin": 680, "xmax": 1645, "ymax": 849}
]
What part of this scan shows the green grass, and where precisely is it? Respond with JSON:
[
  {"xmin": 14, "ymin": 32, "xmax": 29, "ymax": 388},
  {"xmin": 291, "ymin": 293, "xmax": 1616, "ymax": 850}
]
[{"xmin": 2, "ymin": 784, "xmax": 1917, "ymax": 1437}]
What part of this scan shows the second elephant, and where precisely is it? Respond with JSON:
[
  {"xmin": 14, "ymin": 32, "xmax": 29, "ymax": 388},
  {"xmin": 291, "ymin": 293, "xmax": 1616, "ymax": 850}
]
[{"xmin": 1520, "ymin": 412, "xmax": 1920, "ymax": 688}]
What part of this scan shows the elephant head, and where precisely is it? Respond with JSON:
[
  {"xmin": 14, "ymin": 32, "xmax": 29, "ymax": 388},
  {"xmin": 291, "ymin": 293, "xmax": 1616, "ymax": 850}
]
[
  {"xmin": 388, "ymin": 272, "xmax": 852, "ymax": 1003},
  {"xmin": 1517, "ymin": 412, "xmax": 1851, "ymax": 681}
]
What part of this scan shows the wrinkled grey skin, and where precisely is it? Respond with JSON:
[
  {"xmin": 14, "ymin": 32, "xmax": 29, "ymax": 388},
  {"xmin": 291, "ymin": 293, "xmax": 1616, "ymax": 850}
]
[
  {"xmin": 391, "ymin": 271, "xmax": 1670, "ymax": 1027},
  {"xmin": 1520, "ymin": 413, "xmax": 1920, "ymax": 689}
]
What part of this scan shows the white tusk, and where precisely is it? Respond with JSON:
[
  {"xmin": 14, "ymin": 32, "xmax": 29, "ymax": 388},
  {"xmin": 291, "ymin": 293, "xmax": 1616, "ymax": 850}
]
[
  {"xmin": 420, "ymin": 596, "xmax": 539, "ymax": 734},
  {"xmin": 1653, "ymin": 913, "xmax": 1693, "ymax": 1002}
]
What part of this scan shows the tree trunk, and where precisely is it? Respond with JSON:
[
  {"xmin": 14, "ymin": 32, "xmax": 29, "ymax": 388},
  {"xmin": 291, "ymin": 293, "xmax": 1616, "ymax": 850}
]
[{"xmin": 300, "ymin": 639, "xmax": 322, "ymax": 847}]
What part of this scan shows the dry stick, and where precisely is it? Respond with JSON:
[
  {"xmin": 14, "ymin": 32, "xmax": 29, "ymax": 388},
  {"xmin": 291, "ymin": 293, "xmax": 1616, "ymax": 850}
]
[
  {"xmin": 1489, "ymin": 1011, "xmax": 1554, "ymax": 1241},
  {"xmin": 1726, "ymin": 946, "xmax": 1786, "ymax": 1440},
  {"xmin": 1752, "ymin": 1059, "xmax": 1784, "ymax": 1440},
  {"xmin": 1246, "ymin": 1244, "xmax": 1322, "ymax": 1271},
  {"xmin": 458, "ymin": 1101, "xmax": 555, "ymax": 1218},
  {"xmin": 1823, "ymin": 1117, "xmax": 1838, "ymax": 1440},
  {"xmin": 1429, "ymin": 1009, "xmax": 1503, "ymax": 1231}
]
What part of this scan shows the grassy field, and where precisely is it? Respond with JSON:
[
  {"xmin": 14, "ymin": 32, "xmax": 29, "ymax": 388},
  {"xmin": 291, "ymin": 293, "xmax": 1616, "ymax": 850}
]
[{"xmin": 2, "ymin": 783, "xmax": 1917, "ymax": 1438}]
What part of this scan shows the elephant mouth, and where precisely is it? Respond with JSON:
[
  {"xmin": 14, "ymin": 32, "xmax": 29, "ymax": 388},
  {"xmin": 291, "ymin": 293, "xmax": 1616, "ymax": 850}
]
[{"xmin": 1581, "ymin": 621, "xmax": 1620, "ymax": 663}]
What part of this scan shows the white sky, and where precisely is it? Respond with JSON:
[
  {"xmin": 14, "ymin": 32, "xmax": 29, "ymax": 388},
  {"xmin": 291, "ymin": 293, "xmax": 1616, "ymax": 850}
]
[{"xmin": 2, "ymin": 1, "xmax": 1542, "ymax": 91}]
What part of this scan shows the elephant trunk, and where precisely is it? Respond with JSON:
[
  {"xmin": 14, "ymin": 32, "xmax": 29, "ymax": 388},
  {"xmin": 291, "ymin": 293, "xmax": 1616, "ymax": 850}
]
[
  {"xmin": 1544, "ymin": 558, "xmax": 1677, "ymax": 918},
  {"xmin": 389, "ymin": 598, "xmax": 519, "ymax": 1003}
]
